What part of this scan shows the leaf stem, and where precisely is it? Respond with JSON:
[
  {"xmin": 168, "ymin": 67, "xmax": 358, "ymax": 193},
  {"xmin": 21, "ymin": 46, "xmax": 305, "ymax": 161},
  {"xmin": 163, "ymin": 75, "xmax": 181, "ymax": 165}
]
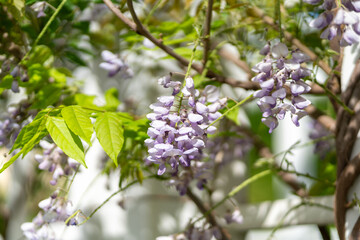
[
  {"xmin": 315, "ymin": 80, "xmax": 354, "ymax": 115},
  {"xmin": 208, "ymin": 94, "xmax": 254, "ymax": 127},
  {"xmin": 275, "ymin": 0, "xmax": 283, "ymax": 42},
  {"xmin": 191, "ymin": 169, "xmax": 271, "ymax": 224}
]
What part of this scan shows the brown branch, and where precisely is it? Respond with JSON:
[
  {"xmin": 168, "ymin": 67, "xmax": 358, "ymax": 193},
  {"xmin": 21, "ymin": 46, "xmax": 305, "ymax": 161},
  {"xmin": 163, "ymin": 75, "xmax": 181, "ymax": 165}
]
[
  {"xmin": 335, "ymin": 153, "xmax": 360, "ymax": 240},
  {"xmin": 248, "ymin": 6, "xmax": 332, "ymax": 75},
  {"xmin": 103, "ymin": 0, "xmax": 136, "ymax": 30},
  {"xmin": 318, "ymin": 225, "xmax": 331, "ymax": 240},
  {"xmin": 218, "ymin": 47, "xmax": 253, "ymax": 79},
  {"xmin": 186, "ymin": 188, "xmax": 230, "ymax": 240},
  {"xmin": 305, "ymin": 105, "xmax": 336, "ymax": 133},
  {"xmin": 203, "ymin": 0, "xmax": 213, "ymax": 67},
  {"xmin": 350, "ymin": 217, "xmax": 360, "ymax": 240},
  {"xmin": 103, "ymin": 0, "xmax": 203, "ymax": 73}
]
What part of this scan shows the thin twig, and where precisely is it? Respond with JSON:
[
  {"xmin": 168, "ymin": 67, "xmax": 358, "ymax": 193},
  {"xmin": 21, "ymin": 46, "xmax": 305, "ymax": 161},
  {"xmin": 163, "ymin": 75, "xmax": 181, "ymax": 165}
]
[
  {"xmin": 203, "ymin": 0, "xmax": 214, "ymax": 67},
  {"xmin": 186, "ymin": 189, "xmax": 230, "ymax": 240},
  {"xmin": 192, "ymin": 169, "xmax": 272, "ymax": 224},
  {"xmin": 249, "ymin": 6, "xmax": 332, "ymax": 75}
]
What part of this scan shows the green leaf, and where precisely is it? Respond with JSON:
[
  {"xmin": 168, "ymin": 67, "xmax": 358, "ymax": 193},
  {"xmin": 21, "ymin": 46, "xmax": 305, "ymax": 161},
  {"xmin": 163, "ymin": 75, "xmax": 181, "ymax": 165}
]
[
  {"xmin": 2, "ymin": 115, "xmax": 48, "ymax": 173},
  {"xmin": 24, "ymin": 45, "xmax": 53, "ymax": 67},
  {"xmin": 31, "ymin": 84, "xmax": 63, "ymax": 109},
  {"xmin": 65, "ymin": 51, "xmax": 87, "ymax": 66},
  {"xmin": 0, "ymin": 75, "xmax": 14, "ymax": 89},
  {"xmin": 46, "ymin": 117, "xmax": 86, "ymax": 167},
  {"xmin": 61, "ymin": 106, "xmax": 93, "ymax": 145},
  {"xmin": 10, "ymin": 115, "xmax": 48, "ymax": 153},
  {"xmin": 74, "ymin": 93, "xmax": 105, "ymax": 111},
  {"xmin": 104, "ymin": 88, "xmax": 120, "ymax": 111},
  {"xmin": 95, "ymin": 112, "xmax": 124, "ymax": 166},
  {"xmin": 0, "ymin": 151, "xmax": 22, "ymax": 173},
  {"xmin": 49, "ymin": 68, "xmax": 67, "ymax": 83}
]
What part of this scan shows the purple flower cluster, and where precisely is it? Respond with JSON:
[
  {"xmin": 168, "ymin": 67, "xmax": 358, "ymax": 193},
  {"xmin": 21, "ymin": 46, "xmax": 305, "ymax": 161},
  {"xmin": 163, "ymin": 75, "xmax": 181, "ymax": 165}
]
[
  {"xmin": 21, "ymin": 191, "xmax": 78, "ymax": 240},
  {"xmin": 252, "ymin": 42, "xmax": 312, "ymax": 133},
  {"xmin": 0, "ymin": 102, "xmax": 32, "ymax": 148},
  {"xmin": 167, "ymin": 161, "xmax": 213, "ymax": 195},
  {"xmin": 35, "ymin": 140, "xmax": 79, "ymax": 185},
  {"xmin": 306, "ymin": 0, "xmax": 360, "ymax": 46},
  {"xmin": 224, "ymin": 209, "xmax": 243, "ymax": 225},
  {"xmin": 207, "ymin": 134, "xmax": 252, "ymax": 165},
  {"xmin": 145, "ymin": 76, "xmax": 226, "ymax": 193},
  {"xmin": 99, "ymin": 50, "xmax": 133, "ymax": 78},
  {"xmin": 31, "ymin": 1, "xmax": 47, "ymax": 18},
  {"xmin": 309, "ymin": 120, "xmax": 334, "ymax": 158}
]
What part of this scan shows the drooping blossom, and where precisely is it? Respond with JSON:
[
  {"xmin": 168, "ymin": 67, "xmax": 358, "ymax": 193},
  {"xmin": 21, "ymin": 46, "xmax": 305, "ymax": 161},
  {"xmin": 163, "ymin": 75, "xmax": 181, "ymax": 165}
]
[
  {"xmin": 0, "ymin": 101, "xmax": 33, "ymax": 148},
  {"xmin": 305, "ymin": 0, "xmax": 360, "ymax": 46},
  {"xmin": 309, "ymin": 120, "xmax": 334, "ymax": 158},
  {"xmin": 35, "ymin": 140, "xmax": 79, "ymax": 185},
  {"xmin": 99, "ymin": 50, "xmax": 133, "ymax": 78},
  {"xmin": 21, "ymin": 191, "xmax": 78, "ymax": 240},
  {"xmin": 224, "ymin": 209, "xmax": 244, "ymax": 224},
  {"xmin": 31, "ymin": 1, "xmax": 47, "ymax": 18},
  {"xmin": 252, "ymin": 42, "xmax": 311, "ymax": 133},
  {"xmin": 145, "ymin": 76, "xmax": 226, "ymax": 194}
]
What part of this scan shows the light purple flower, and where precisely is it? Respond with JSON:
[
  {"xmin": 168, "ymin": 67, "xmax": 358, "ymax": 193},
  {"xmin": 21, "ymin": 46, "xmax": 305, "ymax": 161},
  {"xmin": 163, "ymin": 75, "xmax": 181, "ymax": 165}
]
[
  {"xmin": 99, "ymin": 50, "xmax": 133, "ymax": 78},
  {"xmin": 252, "ymin": 42, "xmax": 311, "ymax": 132}
]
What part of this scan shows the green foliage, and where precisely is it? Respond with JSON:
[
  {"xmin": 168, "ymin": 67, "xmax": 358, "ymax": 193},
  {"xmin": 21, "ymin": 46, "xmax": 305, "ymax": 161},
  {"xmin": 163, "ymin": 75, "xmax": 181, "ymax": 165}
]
[
  {"xmin": 61, "ymin": 106, "xmax": 94, "ymax": 145},
  {"xmin": 46, "ymin": 116, "xmax": 86, "ymax": 167},
  {"xmin": 95, "ymin": 112, "xmax": 124, "ymax": 167},
  {"xmin": 104, "ymin": 88, "xmax": 121, "ymax": 111}
]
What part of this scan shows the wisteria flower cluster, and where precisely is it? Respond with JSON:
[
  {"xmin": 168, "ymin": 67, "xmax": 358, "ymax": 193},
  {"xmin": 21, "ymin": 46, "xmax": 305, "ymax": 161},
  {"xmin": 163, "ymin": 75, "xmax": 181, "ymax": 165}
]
[
  {"xmin": 99, "ymin": 50, "xmax": 133, "ymax": 78},
  {"xmin": 35, "ymin": 140, "xmax": 79, "ymax": 186},
  {"xmin": 305, "ymin": 0, "xmax": 360, "ymax": 46},
  {"xmin": 309, "ymin": 120, "xmax": 334, "ymax": 158},
  {"xmin": 252, "ymin": 42, "xmax": 312, "ymax": 133},
  {"xmin": 21, "ymin": 191, "xmax": 78, "ymax": 240},
  {"xmin": 0, "ymin": 101, "xmax": 33, "ymax": 148},
  {"xmin": 145, "ymin": 76, "xmax": 226, "ymax": 194}
]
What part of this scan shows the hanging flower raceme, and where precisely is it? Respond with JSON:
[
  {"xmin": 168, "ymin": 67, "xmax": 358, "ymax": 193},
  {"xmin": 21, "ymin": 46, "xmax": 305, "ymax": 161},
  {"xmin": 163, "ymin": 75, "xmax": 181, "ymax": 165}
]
[
  {"xmin": 145, "ymin": 76, "xmax": 226, "ymax": 194},
  {"xmin": 21, "ymin": 191, "xmax": 78, "ymax": 240},
  {"xmin": 252, "ymin": 42, "xmax": 312, "ymax": 133},
  {"xmin": 99, "ymin": 50, "xmax": 133, "ymax": 78},
  {"xmin": 305, "ymin": 0, "xmax": 360, "ymax": 46},
  {"xmin": 35, "ymin": 140, "xmax": 79, "ymax": 186}
]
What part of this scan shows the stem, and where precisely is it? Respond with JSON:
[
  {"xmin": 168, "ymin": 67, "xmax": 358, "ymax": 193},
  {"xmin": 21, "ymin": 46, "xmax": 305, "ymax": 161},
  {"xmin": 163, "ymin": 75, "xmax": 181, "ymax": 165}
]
[
  {"xmin": 192, "ymin": 169, "xmax": 272, "ymax": 224},
  {"xmin": 177, "ymin": 40, "xmax": 199, "ymax": 115},
  {"xmin": 208, "ymin": 94, "xmax": 254, "ymax": 128},
  {"xmin": 144, "ymin": 0, "xmax": 164, "ymax": 25},
  {"xmin": 275, "ymin": 0, "xmax": 283, "ymax": 42},
  {"xmin": 65, "ymin": 210, "xmax": 80, "ymax": 225},
  {"xmin": 186, "ymin": 189, "xmax": 230, "ymax": 240},
  {"xmin": 21, "ymin": 0, "xmax": 68, "ymax": 64},
  {"xmin": 77, "ymin": 175, "xmax": 165, "ymax": 226},
  {"xmin": 203, "ymin": 0, "xmax": 214, "ymax": 67},
  {"xmin": 268, "ymin": 201, "xmax": 333, "ymax": 239},
  {"xmin": 78, "ymin": 179, "xmax": 139, "ymax": 226}
]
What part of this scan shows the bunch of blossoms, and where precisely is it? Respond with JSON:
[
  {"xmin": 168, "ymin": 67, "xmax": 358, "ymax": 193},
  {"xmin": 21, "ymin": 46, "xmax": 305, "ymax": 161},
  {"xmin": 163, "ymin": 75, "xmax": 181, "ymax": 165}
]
[
  {"xmin": 21, "ymin": 190, "xmax": 78, "ymax": 240},
  {"xmin": 305, "ymin": 0, "xmax": 360, "ymax": 46},
  {"xmin": 99, "ymin": 50, "xmax": 133, "ymax": 78},
  {"xmin": 309, "ymin": 120, "xmax": 334, "ymax": 158},
  {"xmin": 0, "ymin": 101, "xmax": 34, "ymax": 148},
  {"xmin": 145, "ymin": 76, "xmax": 226, "ymax": 194},
  {"xmin": 252, "ymin": 42, "xmax": 312, "ymax": 133},
  {"xmin": 35, "ymin": 140, "xmax": 79, "ymax": 186}
]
